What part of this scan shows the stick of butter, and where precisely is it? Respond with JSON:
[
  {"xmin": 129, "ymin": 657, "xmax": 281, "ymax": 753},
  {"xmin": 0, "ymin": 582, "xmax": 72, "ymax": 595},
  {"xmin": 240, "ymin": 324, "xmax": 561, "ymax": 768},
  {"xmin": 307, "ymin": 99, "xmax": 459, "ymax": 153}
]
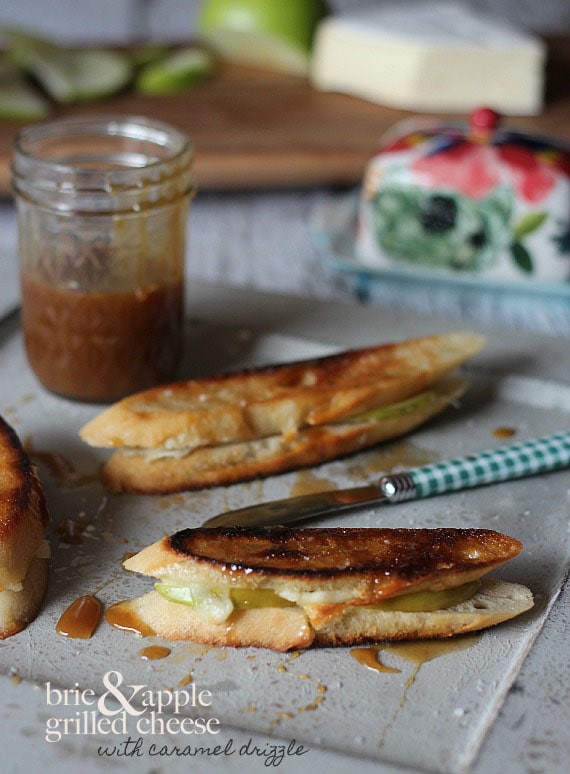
[{"xmin": 310, "ymin": 2, "xmax": 545, "ymax": 115}]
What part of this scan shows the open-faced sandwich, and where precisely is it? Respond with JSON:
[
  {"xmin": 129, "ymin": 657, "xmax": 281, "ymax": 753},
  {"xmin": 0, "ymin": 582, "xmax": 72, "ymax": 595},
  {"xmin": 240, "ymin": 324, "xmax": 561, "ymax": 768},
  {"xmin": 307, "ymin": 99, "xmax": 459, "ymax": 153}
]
[
  {"xmin": 0, "ymin": 415, "xmax": 50, "ymax": 638},
  {"xmin": 80, "ymin": 332, "xmax": 485, "ymax": 494},
  {"xmin": 106, "ymin": 527, "xmax": 533, "ymax": 651}
]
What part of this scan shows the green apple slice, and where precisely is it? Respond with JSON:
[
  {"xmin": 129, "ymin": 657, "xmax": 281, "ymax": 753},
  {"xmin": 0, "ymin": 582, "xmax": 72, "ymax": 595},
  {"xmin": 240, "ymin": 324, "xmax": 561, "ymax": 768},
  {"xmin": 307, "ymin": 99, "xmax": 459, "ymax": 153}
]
[
  {"xmin": 364, "ymin": 581, "xmax": 481, "ymax": 612},
  {"xmin": 345, "ymin": 388, "xmax": 440, "ymax": 424},
  {"xmin": 155, "ymin": 583, "xmax": 295, "ymax": 610},
  {"xmin": 197, "ymin": 0, "xmax": 329, "ymax": 75},
  {"xmin": 5, "ymin": 29, "xmax": 132, "ymax": 103},
  {"xmin": 155, "ymin": 581, "xmax": 480, "ymax": 614},
  {"xmin": 0, "ymin": 59, "xmax": 50, "ymax": 121},
  {"xmin": 135, "ymin": 47, "xmax": 215, "ymax": 95}
]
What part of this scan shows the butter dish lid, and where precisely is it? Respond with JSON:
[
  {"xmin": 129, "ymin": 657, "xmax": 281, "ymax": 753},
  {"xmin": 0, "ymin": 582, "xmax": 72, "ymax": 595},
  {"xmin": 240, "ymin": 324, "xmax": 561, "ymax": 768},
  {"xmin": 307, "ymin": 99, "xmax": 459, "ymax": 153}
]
[
  {"xmin": 357, "ymin": 108, "xmax": 570, "ymax": 282},
  {"xmin": 378, "ymin": 108, "xmax": 570, "ymax": 194}
]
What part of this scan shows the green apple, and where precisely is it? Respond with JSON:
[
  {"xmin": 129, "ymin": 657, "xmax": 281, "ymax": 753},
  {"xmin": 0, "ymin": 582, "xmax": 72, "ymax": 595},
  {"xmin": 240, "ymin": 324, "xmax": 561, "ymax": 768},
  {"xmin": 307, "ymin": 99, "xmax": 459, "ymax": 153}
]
[
  {"xmin": 197, "ymin": 0, "xmax": 330, "ymax": 75},
  {"xmin": 5, "ymin": 29, "xmax": 132, "ymax": 103},
  {"xmin": 135, "ymin": 46, "xmax": 215, "ymax": 95},
  {"xmin": 0, "ymin": 59, "xmax": 50, "ymax": 121}
]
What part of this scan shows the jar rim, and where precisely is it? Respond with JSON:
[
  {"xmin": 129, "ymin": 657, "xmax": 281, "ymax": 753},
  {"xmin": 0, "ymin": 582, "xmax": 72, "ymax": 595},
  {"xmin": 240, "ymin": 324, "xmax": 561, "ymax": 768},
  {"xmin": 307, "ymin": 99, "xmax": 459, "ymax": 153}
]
[
  {"xmin": 11, "ymin": 114, "xmax": 194, "ymax": 212},
  {"xmin": 12, "ymin": 113, "xmax": 192, "ymax": 178}
]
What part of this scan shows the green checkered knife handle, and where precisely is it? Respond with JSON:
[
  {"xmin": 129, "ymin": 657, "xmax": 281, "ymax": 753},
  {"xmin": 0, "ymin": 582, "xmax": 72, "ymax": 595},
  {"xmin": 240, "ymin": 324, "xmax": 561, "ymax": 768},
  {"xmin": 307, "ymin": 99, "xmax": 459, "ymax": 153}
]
[{"xmin": 379, "ymin": 431, "xmax": 570, "ymax": 502}]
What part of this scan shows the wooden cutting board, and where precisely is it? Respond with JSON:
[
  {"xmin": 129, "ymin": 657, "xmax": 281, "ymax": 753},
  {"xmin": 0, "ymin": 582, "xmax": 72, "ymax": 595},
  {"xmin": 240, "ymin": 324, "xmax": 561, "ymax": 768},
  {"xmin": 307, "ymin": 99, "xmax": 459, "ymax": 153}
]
[{"xmin": 1, "ymin": 39, "xmax": 569, "ymax": 195}]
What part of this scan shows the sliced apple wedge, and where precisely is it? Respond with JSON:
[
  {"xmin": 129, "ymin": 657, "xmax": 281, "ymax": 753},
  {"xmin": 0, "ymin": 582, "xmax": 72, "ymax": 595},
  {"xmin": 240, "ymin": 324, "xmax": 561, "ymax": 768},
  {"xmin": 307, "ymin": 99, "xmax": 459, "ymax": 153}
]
[
  {"xmin": 136, "ymin": 46, "xmax": 215, "ymax": 95},
  {"xmin": 0, "ymin": 59, "xmax": 50, "ymax": 121},
  {"xmin": 5, "ymin": 29, "xmax": 132, "ymax": 103}
]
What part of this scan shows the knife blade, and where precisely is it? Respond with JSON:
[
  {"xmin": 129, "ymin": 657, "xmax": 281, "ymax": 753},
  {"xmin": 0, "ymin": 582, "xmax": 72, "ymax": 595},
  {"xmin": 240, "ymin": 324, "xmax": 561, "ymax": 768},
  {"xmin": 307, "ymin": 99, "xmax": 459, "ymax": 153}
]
[{"xmin": 202, "ymin": 430, "xmax": 570, "ymax": 528}]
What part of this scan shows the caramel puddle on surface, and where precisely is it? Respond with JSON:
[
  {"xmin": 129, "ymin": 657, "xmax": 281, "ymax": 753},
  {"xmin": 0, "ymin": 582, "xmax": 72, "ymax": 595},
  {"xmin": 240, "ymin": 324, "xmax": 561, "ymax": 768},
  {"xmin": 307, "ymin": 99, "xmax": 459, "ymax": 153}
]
[
  {"xmin": 166, "ymin": 644, "xmax": 213, "ymax": 686},
  {"xmin": 374, "ymin": 635, "xmax": 479, "ymax": 748},
  {"xmin": 158, "ymin": 494, "xmax": 186, "ymax": 511},
  {"xmin": 139, "ymin": 645, "xmax": 171, "ymax": 661},
  {"xmin": 25, "ymin": 439, "xmax": 98, "ymax": 487},
  {"xmin": 493, "ymin": 426, "xmax": 517, "ymax": 439},
  {"xmin": 56, "ymin": 595, "xmax": 102, "ymax": 639},
  {"xmin": 269, "ymin": 652, "xmax": 327, "ymax": 730},
  {"xmin": 290, "ymin": 469, "xmax": 338, "ymax": 497},
  {"xmin": 105, "ymin": 602, "xmax": 156, "ymax": 637},
  {"xmin": 350, "ymin": 646, "xmax": 401, "ymax": 674},
  {"xmin": 346, "ymin": 440, "xmax": 438, "ymax": 479},
  {"xmin": 56, "ymin": 519, "xmax": 87, "ymax": 545}
]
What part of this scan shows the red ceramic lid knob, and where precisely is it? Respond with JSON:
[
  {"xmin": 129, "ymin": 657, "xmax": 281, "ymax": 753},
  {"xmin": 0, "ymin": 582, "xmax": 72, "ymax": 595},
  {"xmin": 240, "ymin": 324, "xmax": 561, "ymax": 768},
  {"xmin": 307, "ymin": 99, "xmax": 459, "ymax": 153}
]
[{"xmin": 470, "ymin": 107, "xmax": 500, "ymax": 133}]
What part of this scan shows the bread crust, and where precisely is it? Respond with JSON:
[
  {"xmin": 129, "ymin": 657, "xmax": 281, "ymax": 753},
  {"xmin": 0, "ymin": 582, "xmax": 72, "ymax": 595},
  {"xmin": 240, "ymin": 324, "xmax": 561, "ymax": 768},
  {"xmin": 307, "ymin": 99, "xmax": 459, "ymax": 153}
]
[
  {"xmin": 81, "ymin": 332, "xmax": 485, "ymax": 452},
  {"xmin": 313, "ymin": 579, "xmax": 534, "ymax": 647},
  {"xmin": 107, "ymin": 595, "xmax": 313, "ymax": 652},
  {"xmin": 125, "ymin": 527, "xmax": 523, "ymax": 604},
  {"xmin": 0, "ymin": 556, "xmax": 49, "ymax": 639},
  {"xmin": 101, "ymin": 376, "xmax": 466, "ymax": 494},
  {"xmin": 0, "ymin": 415, "xmax": 50, "ymax": 588},
  {"xmin": 0, "ymin": 414, "xmax": 50, "ymax": 637},
  {"xmin": 106, "ymin": 579, "xmax": 533, "ymax": 651}
]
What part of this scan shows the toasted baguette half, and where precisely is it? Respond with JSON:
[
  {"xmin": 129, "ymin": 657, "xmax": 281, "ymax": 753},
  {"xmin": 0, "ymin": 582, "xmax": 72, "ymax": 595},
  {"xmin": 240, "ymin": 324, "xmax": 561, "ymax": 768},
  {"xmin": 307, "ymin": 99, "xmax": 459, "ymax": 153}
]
[
  {"xmin": 0, "ymin": 415, "xmax": 50, "ymax": 638},
  {"xmin": 100, "ymin": 374, "xmax": 468, "ymax": 494},
  {"xmin": 107, "ymin": 578, "xmax": 532, "ymax": 651},
  {"xmin": 106, "ymin": 527, "xmax": 533, "ymax": 651},
  {"xmin": 0, "ymin": 556, "xmax": 50, "ymax": 639},
  {"xmin": 81, "ymin": 332, "xmax": 484, "ymax": 453}
]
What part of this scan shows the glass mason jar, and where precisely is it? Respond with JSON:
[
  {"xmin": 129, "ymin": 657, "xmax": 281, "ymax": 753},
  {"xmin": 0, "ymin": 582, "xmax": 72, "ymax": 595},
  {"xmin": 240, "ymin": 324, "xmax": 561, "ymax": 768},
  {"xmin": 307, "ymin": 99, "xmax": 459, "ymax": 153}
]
[{"xmin": 12, "ymin": 115, "xmax": 194, "ymax": 402}]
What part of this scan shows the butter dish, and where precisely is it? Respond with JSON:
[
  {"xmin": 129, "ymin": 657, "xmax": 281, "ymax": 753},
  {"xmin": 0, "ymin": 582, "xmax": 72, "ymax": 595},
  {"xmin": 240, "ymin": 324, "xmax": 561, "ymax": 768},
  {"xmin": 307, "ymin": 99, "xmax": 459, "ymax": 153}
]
[{"xmin": 356, "ymin": 109, "xmax": 570, "ymax": 284}]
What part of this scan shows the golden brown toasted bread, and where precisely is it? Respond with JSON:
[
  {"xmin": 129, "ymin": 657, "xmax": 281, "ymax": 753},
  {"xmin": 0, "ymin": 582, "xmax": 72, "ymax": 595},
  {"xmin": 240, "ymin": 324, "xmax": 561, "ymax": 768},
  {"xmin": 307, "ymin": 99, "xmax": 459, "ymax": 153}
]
[
  {"xmin": 81, "ymin": 332, "xmax": 485, "ymax": 452},
  {"xmin": 107, "ymin": 578, "xmax": 532, "ymax": 651},
  {"xmin": 106, "ymin": 527, "xmax": 533, "ymax": 651},
  {"xmin": 0, "ymin": 415, "xmax": 50, "ymax": 638},
  {"xmin": 82, "ymin": 332, "xmax": 485, "ymax": 494},
  {"xmin": 101, "ymin": 375, "xmax": 466, "ymax": 493}
]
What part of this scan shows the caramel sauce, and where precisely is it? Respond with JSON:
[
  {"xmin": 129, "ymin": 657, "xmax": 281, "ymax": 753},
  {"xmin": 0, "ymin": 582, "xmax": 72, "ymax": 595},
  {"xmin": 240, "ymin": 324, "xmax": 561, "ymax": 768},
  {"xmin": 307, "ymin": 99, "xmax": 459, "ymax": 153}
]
[
  {"xmin": 21, "ymin": 273, "xmax": 184, "ymax": 402},
  {"xmin": 290, "ymin": 470, "xmax": 338, "ymax": 497},
  {"xmin": 367, "ymin": 636, "xmax": 480, "ymax": 748},
  {"xmin": 493, "ymin": 426, "xmax": 517, "ymax": 439},
  {"xmin": 26, "ymin": 442, "xmax": 97, "ymax": 487},
  {"xmin": 350, "ymin": 646, "xmax": 401, "ymax": 674},
  {"xmin": 120, "ymin": 552, "xmax": 137, "ymax": 563},
  {"xmin": 159, "ymin": 494, "xmax": 186, "ymax": 510},
  {"xmin": 179, "ymin": 673, "xmax": 193, "ymax": 686},
  {"xmin": 271, "ymin": 654, "xmax": 327, "ymax": 728},
  {"xmin": 56, "ymin": 595, "xmax": 102, "ymax": 639},
  {"xmin": 384, "ymin": 636, "xmax": 478, "ymax": 668},
  {"xmin": 139, "ymin": 645, "xmax": 171, "ymax": 660},
  {"xmin": 352, "ymin": 636, "xmax": 478, "ymax": 679},
  {"xmin": 105, "ymin": 602, "xmax": 156, "ymax": 637},
  {"xmin": 56, "ymin": 519, "xmax": 87, "ymax": 545},
  {"xmin": 347, "ymin": 440, "xmax": 438, "ymax": 479}
]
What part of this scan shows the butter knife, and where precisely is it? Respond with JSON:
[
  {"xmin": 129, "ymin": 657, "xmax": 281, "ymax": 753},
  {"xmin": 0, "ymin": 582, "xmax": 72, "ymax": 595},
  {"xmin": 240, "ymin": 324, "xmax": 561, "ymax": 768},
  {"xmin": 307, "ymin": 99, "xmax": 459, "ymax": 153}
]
[{"xmin": 202, "ymin": 431, "xmax": 570, "ymax": 528}]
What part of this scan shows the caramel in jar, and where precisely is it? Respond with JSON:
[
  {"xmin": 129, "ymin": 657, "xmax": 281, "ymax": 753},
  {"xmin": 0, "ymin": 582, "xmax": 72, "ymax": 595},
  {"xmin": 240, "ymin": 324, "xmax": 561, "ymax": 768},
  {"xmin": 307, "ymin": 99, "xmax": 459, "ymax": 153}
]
[{"xmin": 21, "ymin": 274, "xmax": 184, "ymax": 402}]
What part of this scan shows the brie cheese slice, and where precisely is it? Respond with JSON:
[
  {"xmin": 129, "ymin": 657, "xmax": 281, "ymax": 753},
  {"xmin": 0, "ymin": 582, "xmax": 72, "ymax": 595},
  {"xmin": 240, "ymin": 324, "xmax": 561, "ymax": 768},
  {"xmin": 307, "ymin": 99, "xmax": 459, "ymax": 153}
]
[{"xmin": 311, "ymin": 2, "xmax": 545, "ymax": 115}]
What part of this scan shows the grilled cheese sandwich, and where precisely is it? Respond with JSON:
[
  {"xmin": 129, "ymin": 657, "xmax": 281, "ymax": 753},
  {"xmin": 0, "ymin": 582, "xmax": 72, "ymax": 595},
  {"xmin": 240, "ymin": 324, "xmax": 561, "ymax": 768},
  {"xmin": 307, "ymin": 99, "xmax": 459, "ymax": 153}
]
[
  {"xmin": 106, "ymin": 527, "xmax": 533, "ymax": 651},
  {"xmin": 0, "ymin": 415, "xmax": 50, "ymax": 638},
  {"xmin": 81, "ymin": 332, "xmax": 485, "ymax": 494}
]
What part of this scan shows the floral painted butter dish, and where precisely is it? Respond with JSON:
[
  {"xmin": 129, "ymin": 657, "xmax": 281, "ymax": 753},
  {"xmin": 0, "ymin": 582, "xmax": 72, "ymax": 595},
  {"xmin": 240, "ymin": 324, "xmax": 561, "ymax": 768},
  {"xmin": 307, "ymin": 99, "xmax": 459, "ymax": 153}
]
[{"xmin": 356, "ymin": 109, "xmax": 570, "ymax": 282}]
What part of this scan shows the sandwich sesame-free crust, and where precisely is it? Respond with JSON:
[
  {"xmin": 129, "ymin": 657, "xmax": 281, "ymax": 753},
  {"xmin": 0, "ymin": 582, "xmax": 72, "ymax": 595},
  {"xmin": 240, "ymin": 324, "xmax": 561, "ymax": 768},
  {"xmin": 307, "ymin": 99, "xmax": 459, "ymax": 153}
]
[
  {"xmin": 108, "ymin": 578, "xmax": 533, "ymax": 652},
  {"xmin": 126, "ymin": 527, "xmax": 522, "ymax": 599},
  {"xmin": 81, "ymin": 332, "xmax": 485, "ymax": 453},
  {"xmin": 101, "ymin": 375, "xmax": 467, "ymax": 494},
  {"xmin": 115, "ymin": 527, "xmax": 533, "ymax": 650},
  {"xmin": 0, "ymin": 415, "xmax": 50, "ymax": 637}
]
